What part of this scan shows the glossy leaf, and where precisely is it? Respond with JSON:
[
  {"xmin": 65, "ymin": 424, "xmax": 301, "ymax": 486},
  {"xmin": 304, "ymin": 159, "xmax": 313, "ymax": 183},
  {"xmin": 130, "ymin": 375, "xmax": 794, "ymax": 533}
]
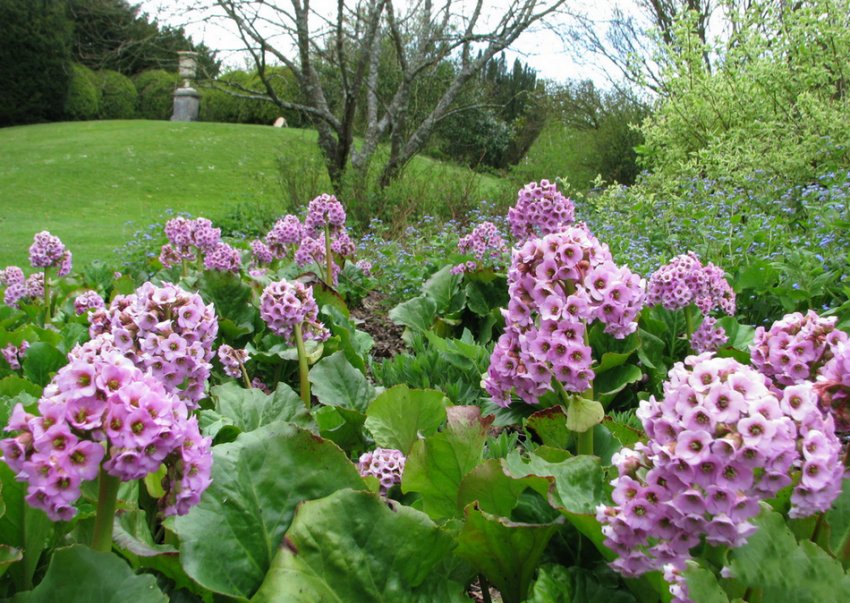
[
  {"xmin": 309, "ymin": 351, "xmax": 375, "ymax": 412},
  {"xmin": 364, "ymin": 385, "xmax": 449, "ymax": 454},
  {"xmin": 456, "ymin": 503, "xmax": 562, "ymax": 603},
  {"xmin": 211, "ymin": 381, "xmax": 312, "ymax": 433},
  {"xmin": 252, "ymin": 489, "xmax": 467, "ymax": 603},
  {"xmin": 21, "ymin": 342, "xmax": 65, "ymax": 387},
  {"xmin": 566, "ymin": 396, "xmax": 604, "ymax": 433},
  {"xmin": 8, "ymin": 545, "xmax": 166, "ymax": 603},
  {"xmin": 174, "ymin": 423, "xmax": 365, "ymax": 600}
]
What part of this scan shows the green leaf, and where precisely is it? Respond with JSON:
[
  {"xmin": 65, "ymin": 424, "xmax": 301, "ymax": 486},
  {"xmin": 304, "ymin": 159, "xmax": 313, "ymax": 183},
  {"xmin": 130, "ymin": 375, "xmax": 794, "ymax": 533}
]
[
  {"xmin": 321, "ymin": 304, "xmax": 373, "ymax": 372},
  {"xmin": 566, "ymin": 396, "xmax": 604, "ymax": 433},
  {"xmin": 174, "ymin": 423, "xmax": 365, "ymax": 600},
  {"xmin": 734, "ymin": 260, "xmax": 779, "ymax": 291},
  {"xmin": 716, "ymin": 316, "xmax": 756, "ymax": 352},
  {"xmin": 389, "ymin": 295, "xmax": 437, "ymax": 332},
  {"xmin": 309, "ymin": 351, "xmax": 375, "ymax": 412},
  {"xmin": 729, "ymin": 506, "xmax": 850, "ymax": 602},
  {"xmin": 0, "ymin": 464, "xmax": 54, "ymax": 591},
  {"xmin": 456, "ymin": 459, "xmax": 544, "ymax": 517},
  {"xmin": 456, "ymin": 503, "xmax": 562, "ymax": 603},
  {"xmin": 8, "ymin": 545, "xmax": 167, "ymax": 603},
  {"xmin": 211, "ymin": 381, "xmax": 312, "ymax": 433},
  {"xmin": 422, "ymin": 265, "xmax": 464, "ymax": 314},
  {"xmin": 0, "ymin": 544, "xmax": 22, "ymax": 579},
  {"xmin": 314, "ymin": 405, "xmax": 367, "ymax": 452},
  {"xmin": 529, "ymin": 565, "xmax": 639, "ymax": 603},
  {"xmin": 525, "ymin": 406, "xmax": 570, "ymax": 448},
  {"xmin": 199, "ymin": 270, "xmax": 256, "ymax": 331},
  {"xmin": 0, "ymin": 376, "xmax": 42, "ymax": 399},
  {"xmin": 252, "ymin": 489, "xmax": 468, "ymax": 603},
  {"xmin": 21, "ymin": 342, "xmax": 66, "ymax": 387},
  {"xmin": 527, "ymin": 564, "xmax": 574, "ymax": 602},
  {"xmin": 402, "ymin": 407, "xmax": 490, "ymax": 521},
  {"xmin": 594, "ymin": 364, "xmax": 643, "ymax": 404},
  {"xmin": 684, "ymin": 565, "xmax": 729, "ymax": 603},
  {"xmin": 365, "ymin": 385, "xmax": 449, "ymax": 454},
  {"xmin": 826, "ymin": 478, "xmax": 850, "ymax": 558}
]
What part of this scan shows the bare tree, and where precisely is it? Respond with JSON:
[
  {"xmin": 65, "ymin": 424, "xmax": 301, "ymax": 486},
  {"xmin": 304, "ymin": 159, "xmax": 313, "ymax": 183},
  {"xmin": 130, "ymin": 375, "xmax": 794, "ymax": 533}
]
[{"xmin": 200, "ymin": 0, "xmax": 567, "ymax": 192}]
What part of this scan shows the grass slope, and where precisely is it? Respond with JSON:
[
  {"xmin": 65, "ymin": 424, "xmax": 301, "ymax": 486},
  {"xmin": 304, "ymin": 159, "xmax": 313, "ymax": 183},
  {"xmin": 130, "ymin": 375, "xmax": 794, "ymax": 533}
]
[
  {"xmin": 0, "ymin": 120, "xmax": 300, "ymax": 267},
  {"xmin": 0, "ymin": 120, "xmax": 508, "ymax": 268}
]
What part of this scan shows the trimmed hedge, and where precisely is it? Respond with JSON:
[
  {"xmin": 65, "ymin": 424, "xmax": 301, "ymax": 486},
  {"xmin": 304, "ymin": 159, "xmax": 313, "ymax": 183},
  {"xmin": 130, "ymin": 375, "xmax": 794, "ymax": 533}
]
[
  {"xmin": 96, "ymin": 69, "xmax": 137, "ymax": 119},
  {"xmin": 64, "ymin": 63, "xmax": 100, "ymax": 120},
  {"xmin": 134, "ymin": 69, "xmax": 179, "ymax": 120}
]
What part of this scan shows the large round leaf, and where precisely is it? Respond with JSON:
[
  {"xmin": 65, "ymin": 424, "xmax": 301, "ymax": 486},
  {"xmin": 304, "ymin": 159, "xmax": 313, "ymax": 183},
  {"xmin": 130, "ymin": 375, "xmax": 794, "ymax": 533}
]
[
  {"xmin": 8, "ymin": 545, "xmax": 166, "ymax": 603},
  {"xmin": 174, "ymin": 423, "xmax": 365, "ymax": 600},
  {"xmin": 252, "ymin": 489, "xmax": 468, "ymax": 602},
  {"xmin": 364, "ymin": 385, "xmax": 449, "ymax": 454}
]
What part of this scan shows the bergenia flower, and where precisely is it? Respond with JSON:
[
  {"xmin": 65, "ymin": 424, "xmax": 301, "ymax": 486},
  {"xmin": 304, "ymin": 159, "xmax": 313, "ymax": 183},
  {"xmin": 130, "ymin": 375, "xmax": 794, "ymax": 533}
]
[
  {"xmin": 259, "ymin": 280, "xmax": 328, "ymax": 345},
  {"xmin": 358, "ymin": 448, "xmax": 406, "ymax": 494},
  {"xmin": 0, "ymin": 351, "xmax": 212, "ymax": 520},
  {"xmin": 599, "ymin": 354, "xmax": 844, "ymax": 601},
  {"xmin": 508, "ymin": 180, "xmax": 576, "ymax": 243}
]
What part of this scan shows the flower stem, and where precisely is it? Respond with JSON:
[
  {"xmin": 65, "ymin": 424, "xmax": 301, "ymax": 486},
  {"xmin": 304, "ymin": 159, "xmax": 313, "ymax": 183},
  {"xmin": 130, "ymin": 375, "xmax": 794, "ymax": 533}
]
[
  {"xmin": 43, "ymin": 268, "xmax": 51, "ymax": 322},
  {"xmin": 577, "ymin": 428, "xmax": 594, "ymax": 456},
  {"xmin": 240, "ymin": 363, "xmax": 252, "ymax": 390},
  {"xmin": 324, "ymin": 224, "xmax": 334, "ymax": 286},
  {"xmin": 91, "ymin": 469, "xmax": 121, "ymax": 553},
  {"xmin": 294, "ymin": 322, "xmax": 311, "ymax": 408}
]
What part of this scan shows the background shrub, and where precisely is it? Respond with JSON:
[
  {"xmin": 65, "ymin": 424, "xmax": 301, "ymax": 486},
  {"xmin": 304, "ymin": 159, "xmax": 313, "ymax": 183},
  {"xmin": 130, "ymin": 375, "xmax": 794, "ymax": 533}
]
[
  {"xmin": 134, "ymin": 69, "xmax": 179, "ymax": 120},
  {"xmin": 64, "ymin": 63, "xmax": 99, "ymax": 120},
  {"xmin": 0, "ymin": 0, "xmax": 72, "ymax": 126},
  {"xmin": 95, "ymin": 69, "xmax": 137, "ymax": 119}
]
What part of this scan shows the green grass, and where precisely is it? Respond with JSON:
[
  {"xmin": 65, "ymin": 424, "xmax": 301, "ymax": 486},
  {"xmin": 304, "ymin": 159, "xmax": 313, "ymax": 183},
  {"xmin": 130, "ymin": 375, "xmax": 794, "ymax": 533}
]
[{"xmin": 0, "ymin": 120, "xmax": 510, "ymax": 268}]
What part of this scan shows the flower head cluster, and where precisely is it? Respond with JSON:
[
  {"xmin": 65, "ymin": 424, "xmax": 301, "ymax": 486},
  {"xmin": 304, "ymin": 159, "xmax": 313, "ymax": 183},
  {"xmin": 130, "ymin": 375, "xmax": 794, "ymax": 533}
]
[
  {"xmin": 751, "ymin": 310, "xmax": 847, "ymax": 389},
  {"xmin": 160, "ymin": 217, "xmax": 223, "ymax": 268},
  {"xmin": 218, "ymin": 344, "xmax": 249, "ymax": 379},
  {"xmin": 4, "ymin": 273, "xmax": 44, "ymax": 308},
  {"xmin": 2, "ymin": 341, "xmax": 28, "ymax": 370},
  {"xmin": 88, "ymin": 282, "xmax": 218, "ymax": 408},
  {"xmin": 647, "ymin": 252, "xmax": 736, "ymax": 315},
  {"xmin": 250, "ymin": 239, "xmax": 274, "ymax": 266},
  {"xmin": 814, "ymin": 341, "xmax": 850, "ymax": 432},
  {"xmin": 358, "ymin": 448, "xmax": 406, "ymax": 493},
  {"xmin": 0, "ymin": 266, "xmax": 24, "ymax": 286},
  {"xmin": 29, "ymin": 231, "xmax": 72, "ymax": 276},
  {"xmin": 598, "ymin": 354, "xmax": 844, "ymax": 590},
  {"xmin": 203, "ymin": 242, "xmax": 242, "ymax": 273},
  {"xmin": 259, "ymin": 280, "xmax": 329, "ymax": 345},
  {"xmin": 304, "ymin": 194, "xmax": 346, "ymax": 238},
  {"xmin": 484, "ymin": 225, "xmax": 645, "ymax": 406},
  {"xmin": 0, "ymin": 351, "xmax": 212, "ymax": 520},
  {"xmin": 451, "ymin": 221, "xmax": 508, "ymax": 274},
  {"xmin": 74, "ymin": 290, "xmax": 105, "ymax": 316},
  {"xmin": 265, "ymin": 215, "xmax": 303, "ymax": 259},
  {"xmin": 690, "ymin": 316, "xmax": 728, "ymax": 354},
  {"xmin": 508, "ymin": 180, "xmax": 576, "ymax": 243},
  {"xmin": 355, "ymin": 260, "xmax": 372, "ymax": 276}
]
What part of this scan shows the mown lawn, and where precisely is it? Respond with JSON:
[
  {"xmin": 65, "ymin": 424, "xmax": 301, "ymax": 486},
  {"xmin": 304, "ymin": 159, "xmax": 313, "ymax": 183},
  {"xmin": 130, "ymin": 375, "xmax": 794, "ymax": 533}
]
[{"xmin": 0, "ymin": 120, "xmax": 508, "ymax": 267}]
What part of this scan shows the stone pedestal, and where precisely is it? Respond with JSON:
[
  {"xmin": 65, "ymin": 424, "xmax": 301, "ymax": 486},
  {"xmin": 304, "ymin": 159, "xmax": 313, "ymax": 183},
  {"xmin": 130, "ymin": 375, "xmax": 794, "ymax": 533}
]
[{"xmin": 171, "ymin": 87, "xmax": 200, "ymax": 121}]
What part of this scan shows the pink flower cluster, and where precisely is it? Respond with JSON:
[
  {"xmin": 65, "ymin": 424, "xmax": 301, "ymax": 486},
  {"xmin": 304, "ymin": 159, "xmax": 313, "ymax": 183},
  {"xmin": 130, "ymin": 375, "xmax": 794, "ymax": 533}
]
[
  {"xmin": 484, "ymin": 225, "xmax": 645, "ymax": 406},
  {"xmin": 451, "ymin": 221, "xmax": 508, "ymax": 274},
  {"xmin": 304, "ymin": 194, "xmax": 346, "ymax": 237},
  {"xmin": 218, "ymin": 344, "xmax": 249, "ymax": 379},
  {"xmin": 3, "ymin": 272, "xmax": 44, "ymax": 308},
  {"xmin": 751, "ymin": 310, "xmax": 846, "ymax": 388},
  {"xmin": 358, "ymin": 448, "xmax": 406, "ymax": 493},
  {"xmin": 160, "ymin": 217, "xmax": 241, "ymax": 273},
  {"xmin": 508, "ymin": 180, "xmax": 576, "ymax": 243},
  {"xmin": 89, "ymin": 282, "xmax": 218, "ymax": 408},
  {"xmin": 647, "ymin": 252, "xmax": 736, "ymax": 315},
  {"xmin": 0, "ymin": 351, "xmax": 212, "ymax": 520},
  {"xmin": 599, "ymin": 354, "xmax": 843, "ymax": 599},
  {"xmin": 259, "ymin": 197, "xmax": 356, "ymax": 284},
  {"xmin": 259, "ymin": 280, "xmax": 329, "ymax": 345},
  {"xmin": 74, "ymin": 290, "xmax": 105, "ymax": 316},
  {"xmin": 29, "ymin": 231, "xmax": 72, "ymax": 276},
  {"xmin": 203, "ymin": 242, "xmax": 241, "ymax": 273},
  {"xmin": 2, "ymin": 341, "xmax": 28, "ymax": 370},
  {"xmin": 689, "ymin": 316, "xmax": 728, "ymax": 353},
  {"xmin": 816, "ymin": 341, "xmax": 850, "ymax": 432},
  {"xmin": 0, "ymin": 266, "xmax": 24, "ymax": 286}
]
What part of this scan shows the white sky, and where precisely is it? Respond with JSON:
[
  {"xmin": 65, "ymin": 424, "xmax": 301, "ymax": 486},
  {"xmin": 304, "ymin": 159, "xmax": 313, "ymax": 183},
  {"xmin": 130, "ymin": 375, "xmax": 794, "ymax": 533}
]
[{"xmin": 138, "ymin": 0, "xmax": 634, "ymax": 85}]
